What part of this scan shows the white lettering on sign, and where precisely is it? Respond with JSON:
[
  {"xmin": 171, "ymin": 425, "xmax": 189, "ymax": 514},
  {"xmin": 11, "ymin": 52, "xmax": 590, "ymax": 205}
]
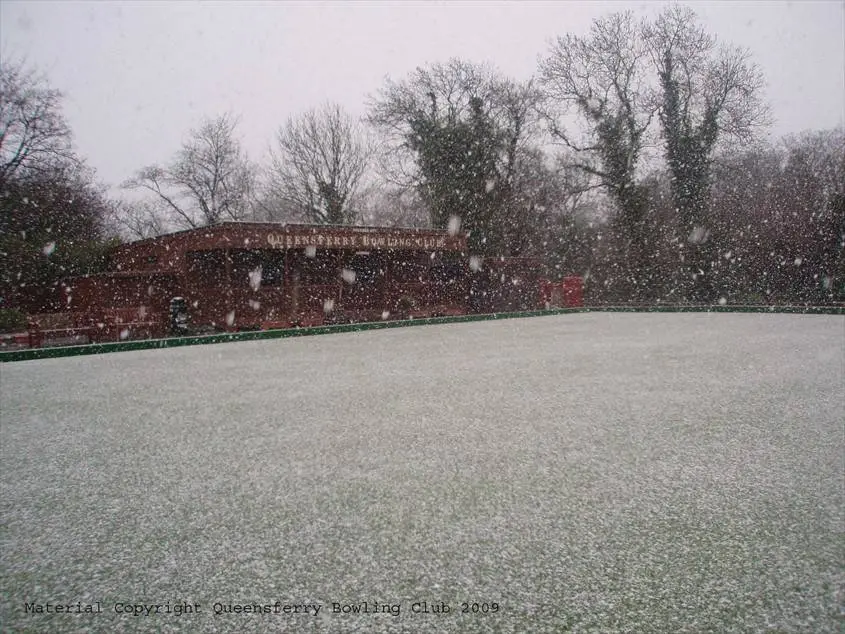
[
  {"xmin": 267, "ymin": 233, "xmax": 451, "ymax": 250},
  {"xmin": 267, "ymin": 233, "xmax": 285, "ymax": 248}
]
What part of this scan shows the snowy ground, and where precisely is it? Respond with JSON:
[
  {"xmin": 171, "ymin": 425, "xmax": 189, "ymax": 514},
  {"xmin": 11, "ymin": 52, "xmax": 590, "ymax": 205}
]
[{"xmin": 1, "ymin": 313, "xmax": 843, "ymax": 633}]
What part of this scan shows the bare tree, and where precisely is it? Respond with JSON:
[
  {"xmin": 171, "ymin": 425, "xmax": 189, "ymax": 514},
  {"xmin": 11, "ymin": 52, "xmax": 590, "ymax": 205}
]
[
  {"xmin": 0, "ymin": 59, "xmax": 77, "ymax": 189},
  {"xmin": 539, "ymin": 12, "xmax": 653, "ymax": 192},
  {"xmin": 107, "ymin": 199, "xmax": 167, "ymax": 241},
  {"xmin": 266, "ymin": 102, "xmax": 371, "ymax": 225},
  {"xmin": 349, "ymin": 182, "xmax": 430, "ymax": 228},
  {"xmin": 539, "ymin": 11, "xmax": 656, "ymax": 298},
  {"xmin": 497, "ymin": 79, "xmax": 544, "ymax": 186},
  {"xmin": 513, "ymin": 148, "xmax": 592, "ymax": 223},
  {"xmin": 643, "ymin": 5, "xmax": 770, "ymax": 301},
  {"xmin": 123, "ymin": 113, "xmax": 256, "ymax": 229},
  {"xmin": 504, "ymin": 147, "xmax": 593, "ymax": 261}
]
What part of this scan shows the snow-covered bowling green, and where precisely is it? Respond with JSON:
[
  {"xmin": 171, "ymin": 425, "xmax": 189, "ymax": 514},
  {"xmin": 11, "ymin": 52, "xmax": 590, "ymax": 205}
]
[{"xmin": 1, "ymin": 313, "xmax": 842, "ymax": 633}]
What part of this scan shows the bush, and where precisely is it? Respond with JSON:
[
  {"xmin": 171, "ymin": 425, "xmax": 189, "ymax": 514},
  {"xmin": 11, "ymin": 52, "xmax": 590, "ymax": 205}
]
[{"xmin": 0, "ymin": 309, "xmax": 28, "ymax": 333}]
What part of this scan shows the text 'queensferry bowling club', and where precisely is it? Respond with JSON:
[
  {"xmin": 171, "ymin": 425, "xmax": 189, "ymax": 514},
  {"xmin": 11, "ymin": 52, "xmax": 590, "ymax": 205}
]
[{"xmin": 266, "ymin": 231, "xmax": 450, "ymax": 250}]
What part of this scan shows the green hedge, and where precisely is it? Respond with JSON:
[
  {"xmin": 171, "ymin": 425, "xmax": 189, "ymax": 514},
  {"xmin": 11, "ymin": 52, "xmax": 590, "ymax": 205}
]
[{"xmin": 0, "ymin": 309, "xmax": 27, "ymax": 334}]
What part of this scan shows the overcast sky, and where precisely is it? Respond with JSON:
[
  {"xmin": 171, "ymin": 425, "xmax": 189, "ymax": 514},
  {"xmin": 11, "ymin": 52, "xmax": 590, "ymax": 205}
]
[{"xmin": 1, "ymin": 0, "xmax": 843, "ymax": 191}]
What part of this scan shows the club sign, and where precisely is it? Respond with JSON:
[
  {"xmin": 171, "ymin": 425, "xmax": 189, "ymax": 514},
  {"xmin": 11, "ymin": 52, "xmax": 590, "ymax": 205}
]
[{"xmin": 267, "ymin": 232, "xmax": 452, "ymax": 250}]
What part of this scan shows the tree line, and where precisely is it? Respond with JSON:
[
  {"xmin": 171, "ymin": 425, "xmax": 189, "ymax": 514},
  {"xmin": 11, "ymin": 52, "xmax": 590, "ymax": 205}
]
[{"xmin": 2, "ymin": 4, "xmax": 843, "ymax": 314}]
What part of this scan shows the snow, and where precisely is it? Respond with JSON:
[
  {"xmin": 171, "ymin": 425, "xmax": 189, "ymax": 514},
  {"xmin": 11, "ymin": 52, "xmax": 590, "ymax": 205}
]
[
  {"xmin": 249, "ymin": 267, "xmax": 262, "ymax": 291},
  {"xmin": 688, "ymin": 226, "xmax": 710, "ymax": 245},
  {"xmin": 1, "ymin": 313, "xmax": 843, "ymax": 633}
]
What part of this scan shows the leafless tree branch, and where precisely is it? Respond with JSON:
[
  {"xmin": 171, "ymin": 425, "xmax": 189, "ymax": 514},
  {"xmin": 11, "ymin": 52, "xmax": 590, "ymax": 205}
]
[
  {"xmin": 122, "ymin": 113, "xmax": 256, "ymax": 229},
  {"xmin": 0, "ymin": 58, "xmax": 79, "ymax": 189},
  {"xmin": 266, "ymin": 102, "xmax": 372, "ymax": 225}
]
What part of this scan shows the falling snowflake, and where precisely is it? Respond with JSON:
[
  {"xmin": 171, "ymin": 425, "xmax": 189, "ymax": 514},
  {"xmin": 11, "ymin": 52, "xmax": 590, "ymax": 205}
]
[
  {"xmin": 226, "ymin": 310, "xmax": 236, "ymax": 326},
  {"xmin": 249, "ymin": 300, "xmax": 261, "ymax": 310},
  {"xmin": 469, "ymin": 256, "xmax": 482, "ymax": 272},
  {"xmin": 381, "ymin": 310, "xmax": 390, "ymax": 320},
  {"xmin": 342, "ymin": 268, "xmax": 356, "ymax": 284},
  {"xmin": 323, "ymin": 298, "xmax": 335, "ymax": 313},
  {"xmin": 718, "ymin": 297, "xmax": 727, "ymax": 306},
  {"xmin": 42, "ymin": 242, "xmax": 56, "ymax": 256},
  {"xmin": 249, "ymin": 267, "xmax": 262, "ymax": 291},
  {"xmin": 119, "ymin": 328, "xmax": 130, "ymax": 340},
  {"xmin": 793, "ymin": 257, "xmax": 802, "ymax": 266},
  {"xmin": 447, "ymin": 215, "xmax": 462, "ymax": 236},
  {"xmin": 305, "ymin": 245, "xmax": 317, "ymax": 258},
  {"xmin": 688, "ymin": 227, "xmax": 710, "ymax": 244}
]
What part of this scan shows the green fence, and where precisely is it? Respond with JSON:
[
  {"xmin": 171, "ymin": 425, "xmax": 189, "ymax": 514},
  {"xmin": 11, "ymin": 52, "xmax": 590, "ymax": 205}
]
[{"xmin": 1, "ymin": 305, "xmax": 842, "ymax": 363}]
